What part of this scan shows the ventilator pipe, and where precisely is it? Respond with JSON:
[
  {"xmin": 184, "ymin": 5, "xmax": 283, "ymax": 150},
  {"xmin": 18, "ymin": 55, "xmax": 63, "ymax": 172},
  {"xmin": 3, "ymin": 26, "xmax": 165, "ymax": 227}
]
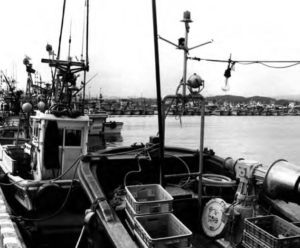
[{"xmin": 263, "ymin": 160, "xmax": 300, "ymax": 203}]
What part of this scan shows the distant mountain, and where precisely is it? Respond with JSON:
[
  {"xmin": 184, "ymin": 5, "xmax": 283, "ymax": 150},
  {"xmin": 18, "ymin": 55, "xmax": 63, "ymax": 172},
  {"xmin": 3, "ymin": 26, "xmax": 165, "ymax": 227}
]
[
  {"xmin": 275, "ymin": 95, "xmax": 300, "ymax": 101},
  {"xmin": 100, "ymin": 95, "xmax": 299, "ymax": 106},
  {"xmin": 206, "ymin": 95, "xmax": 247, "ymax": 104},
  {"xmin": 248, "ymin": 96, "xmax": 276, "ymax": 103},
  {"xmin": 206, "ymin": 95, "xmax": 295, "ymax": 105}
]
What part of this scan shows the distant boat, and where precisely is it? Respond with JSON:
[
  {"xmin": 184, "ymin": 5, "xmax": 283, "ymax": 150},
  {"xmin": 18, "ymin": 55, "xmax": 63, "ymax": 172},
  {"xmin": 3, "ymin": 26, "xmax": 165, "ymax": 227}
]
[
  {"xmin": 89, "ymin": 110, "xmax": 124, "ymax": 135},
  {"xmin": 123, "ymin": 109, "xmax": 132, "ymax": 115},
  {"xmin": 113, "ymin": 109, "xmax": 123, "ymax": 115},
  {"xmin": 132, "ymin": 109, "xmax": 142, "ymax": 115},
  {"xmin": 103, "ymin": 121, "xmax": 124, "ymax": 134},
  {"xmin": 211, "ymin": 109, "xmax": 221, "ymax": 115},
  {"xmin": 145, "ymin": 109, "xmax": 154, "ymax": 115}
]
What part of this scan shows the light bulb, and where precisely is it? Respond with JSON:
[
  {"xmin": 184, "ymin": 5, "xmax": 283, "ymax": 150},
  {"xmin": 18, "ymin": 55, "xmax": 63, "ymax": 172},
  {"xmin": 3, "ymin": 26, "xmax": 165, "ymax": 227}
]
[{"xmin": 222, "ymin": 78, "xmax": 230, "ymax": 92}]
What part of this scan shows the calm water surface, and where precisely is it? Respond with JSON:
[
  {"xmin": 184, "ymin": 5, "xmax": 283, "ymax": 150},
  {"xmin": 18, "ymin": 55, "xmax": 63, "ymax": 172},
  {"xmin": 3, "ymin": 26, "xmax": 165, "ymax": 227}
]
[{"xmin": 105, "ymin": 116, "xmax": 300, "ymax": 166}]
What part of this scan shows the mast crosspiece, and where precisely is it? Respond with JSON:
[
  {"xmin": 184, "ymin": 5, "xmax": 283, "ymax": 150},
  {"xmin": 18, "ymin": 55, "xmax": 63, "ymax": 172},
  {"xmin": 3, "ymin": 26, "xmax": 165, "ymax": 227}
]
[{"xmin": 158, "ymin": 11, "xmax": 213, "ymax": 98}]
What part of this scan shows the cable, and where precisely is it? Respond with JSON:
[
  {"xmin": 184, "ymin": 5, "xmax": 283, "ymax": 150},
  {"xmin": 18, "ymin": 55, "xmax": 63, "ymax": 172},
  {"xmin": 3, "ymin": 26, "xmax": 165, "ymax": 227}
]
[
  {"xmin": 0, "ymin": 179, "xmax": 26, "ymax": 186},
  {"xmin": 189, "ymin": 56, "xmax": 300, "ymax": 68},
  {"xmin": 13, "ymin": 159, "xmax": 81, "ymax": 222},
  {"xmin": 165, "ymin": 153, "xmax": 191, "ymax": 188},
  {"xmin": 51, "ymin": 155, "xmax": 83, "ymax": 181},
  {"xmin": 258, "ymin": 62, "xmax": 300, "ymax": 69},
  {"xmin": 123, "ymin": 155, "xmax": 142, "ymax": 187},
  {"xmin": 123, "ymin": 144, "xmax": 159, "ymax": 186},
  {"xmin": 1, "ymin": 154, "xmax": 83, "ymax": 188},
  {"xmin": 190, "ymin": 56, "xmax": 300, "ymax": 64}
]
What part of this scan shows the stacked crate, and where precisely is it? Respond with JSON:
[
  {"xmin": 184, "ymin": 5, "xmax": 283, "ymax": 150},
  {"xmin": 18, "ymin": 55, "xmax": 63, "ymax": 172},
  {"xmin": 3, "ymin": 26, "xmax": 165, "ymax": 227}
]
[
  {"xmin": 242, "ymin": 215, "xmax": 300, "ymax": 248},
  {"xmin": 125, "ymin": 184, "xmax": 192, "ymax": 248}
]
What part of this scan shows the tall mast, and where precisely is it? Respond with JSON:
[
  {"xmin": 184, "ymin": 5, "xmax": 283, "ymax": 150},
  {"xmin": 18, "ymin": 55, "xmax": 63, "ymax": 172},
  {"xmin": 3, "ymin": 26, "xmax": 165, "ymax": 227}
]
[
  {"xmin": 51, "ymin": 0, "xmax": 67, "ymax": 101},
  {"xmin": 57, "ymin": 0, "xmax": 67, "ymax": 60},
  {"xmin": 82, "ymin": 0, "xmax": 89, "ymax": 113},
  {"xmin": 152, "ymin": 0, "xmax": 165, "ymax": 185},
  {"xmin": 86, "ymin": 0, "xmax": 89, "ymax": 69}
]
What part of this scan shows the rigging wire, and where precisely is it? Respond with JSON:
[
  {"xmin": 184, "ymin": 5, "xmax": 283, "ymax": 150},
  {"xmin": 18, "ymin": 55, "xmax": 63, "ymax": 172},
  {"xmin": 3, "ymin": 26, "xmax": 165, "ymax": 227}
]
[
  {"xmin": 189, "ymin": 56, "xmax": 300, "ymax": 69},
  {"xmin": 258, "ymin": 62, "xmax": 300, "ymax": 69}
]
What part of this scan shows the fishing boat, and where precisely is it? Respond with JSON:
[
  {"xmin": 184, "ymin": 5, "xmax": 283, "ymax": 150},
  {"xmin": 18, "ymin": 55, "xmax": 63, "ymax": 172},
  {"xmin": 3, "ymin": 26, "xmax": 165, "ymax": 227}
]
[
  {"xmin": 88, "ymin": 92, "xmax": 124, "ymax": 135},
  {"xmin": 88, "ymin": 111, "xmax": 124, "ymax": 135},
  {"xmin": 0, "ymin": 1, "xmax": 93, "ymax": 247},
  {"xmin": 0, "ymin": 72, "xmax": 28, "ymax": 145},
  {"xmin": 0, "ymin": 118, "xmax": 27, "ymax": 145},
  {"xmin": 0, "ymin": 80, "xmax": 90, "ymax": 248},
  {"xmin": 76, "ymin": 4, "xmax": 300, "ymax": 248}
]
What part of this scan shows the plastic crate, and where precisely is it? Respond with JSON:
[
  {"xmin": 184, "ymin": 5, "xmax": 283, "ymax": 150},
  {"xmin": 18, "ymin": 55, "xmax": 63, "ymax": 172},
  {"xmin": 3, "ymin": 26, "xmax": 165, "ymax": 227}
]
[
  {"xmin": 125, "ymin": 199, "xmax": 137, "ymax": 218},
  {"xmin": 244, "ymin": 215, "xmax": 300, "ymax": 248},
  {"xmin": 125, "ymin": 200, "xmax": 136, "ymax": 229},
  {"xmin": 134, "ymin": 213, "xmax": 192, "ymax": 248},
  {"xmin": 242, "ymin": 231, "xmax": 270, "ymax": 248},
  {"xmin": 125, "ymin": 184, "xmax": 173, "ymax": 215}
]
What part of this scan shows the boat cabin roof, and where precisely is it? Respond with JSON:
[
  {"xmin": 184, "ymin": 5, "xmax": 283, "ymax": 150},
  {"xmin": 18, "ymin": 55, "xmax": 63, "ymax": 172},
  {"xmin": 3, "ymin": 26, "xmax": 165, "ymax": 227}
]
[{"xmin": 31, "ymin": 111, "xmax": 89, "ymax": 123}]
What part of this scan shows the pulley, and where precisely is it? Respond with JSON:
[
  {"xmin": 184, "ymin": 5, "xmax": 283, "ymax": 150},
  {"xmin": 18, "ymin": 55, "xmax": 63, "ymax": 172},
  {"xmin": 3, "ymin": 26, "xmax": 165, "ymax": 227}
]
[{"xmin": 201, "ymin": 198, "xmax": 229, "ymax": 238}]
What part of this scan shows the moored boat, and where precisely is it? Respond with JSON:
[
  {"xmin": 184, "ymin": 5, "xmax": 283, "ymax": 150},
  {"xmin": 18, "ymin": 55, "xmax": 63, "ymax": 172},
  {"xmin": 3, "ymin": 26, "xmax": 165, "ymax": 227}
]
[
  {"xmin": 76, "ymin": 6, "xmax": 300, "ymax": 248},
  {"xmin": 88, "ymin": 111, "xmax": 108, "ymax": 135},
  {"xmin": 89, "ymin": 111, "xmax": 124, "ymax": 135},
  {"xmin": 0, "ymin": 1, "xmax": 93, "ymax": 247},
  {"xmin": 103, "ymin": 120, "xmax": 124, "ymax": 134}
]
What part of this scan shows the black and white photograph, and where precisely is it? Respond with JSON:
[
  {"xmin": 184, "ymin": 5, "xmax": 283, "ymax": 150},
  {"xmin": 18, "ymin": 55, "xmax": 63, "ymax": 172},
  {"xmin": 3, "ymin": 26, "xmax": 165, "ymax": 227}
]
[{"xmin": 1, "ymin": 0, "xmax": 300, "ymax": 247}]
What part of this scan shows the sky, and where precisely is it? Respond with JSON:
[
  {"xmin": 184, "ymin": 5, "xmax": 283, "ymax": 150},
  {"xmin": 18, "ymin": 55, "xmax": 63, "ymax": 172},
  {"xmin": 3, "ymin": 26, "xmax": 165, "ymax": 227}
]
[{"xmin": 1, "ymin": 0, "xmax": 300, "ymax": 99}]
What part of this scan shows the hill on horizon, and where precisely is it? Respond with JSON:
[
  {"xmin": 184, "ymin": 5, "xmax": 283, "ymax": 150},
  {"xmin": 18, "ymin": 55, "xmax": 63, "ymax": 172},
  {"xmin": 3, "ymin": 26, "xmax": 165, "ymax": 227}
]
[
  {"xmin": 204, "ymin": 95, "xmax": 295, "ymax": 105},
  {"xmin": 101, "ymin": 94, "xmax": 299, "ymax": 106}
]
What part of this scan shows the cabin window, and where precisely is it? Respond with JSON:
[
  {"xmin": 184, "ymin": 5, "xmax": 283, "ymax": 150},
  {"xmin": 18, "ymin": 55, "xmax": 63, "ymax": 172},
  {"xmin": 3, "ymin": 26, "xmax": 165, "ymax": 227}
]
[
  {"xmin": 2, "ymin": 131, "xmax": 14, "ymax": 138},
  {"xmin": 65, "ymin": 129, "xmax": 81, "ymax": 146},
  {"xmin": 31, "ymin": 119, "xmax": 41, "ymax": 142},
  {"xmin": 33, "ymin": 126, "xmax": 39, "ymax": 137}
]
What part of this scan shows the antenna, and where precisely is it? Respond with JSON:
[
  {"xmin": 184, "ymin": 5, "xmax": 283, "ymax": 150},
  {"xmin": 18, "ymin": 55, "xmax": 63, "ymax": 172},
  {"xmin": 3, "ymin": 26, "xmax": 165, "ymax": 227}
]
[
  {"xmin": 81, "ymin": 0, "xmax": 86, "ymax": 61},
  {"xmin": 68, "ymin": 21, "xmax": 72, "ymax": 61},
  {"xmin": 158, "ymin": 11, "xmax": 213, "ymax": 97}
]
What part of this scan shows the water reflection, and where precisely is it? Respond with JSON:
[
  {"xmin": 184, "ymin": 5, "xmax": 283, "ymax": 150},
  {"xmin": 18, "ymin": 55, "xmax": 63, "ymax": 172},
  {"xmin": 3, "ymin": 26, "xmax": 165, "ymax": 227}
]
[{"xmin": 88, "ymin": 133, "xmax": 123, "ymax": 152}]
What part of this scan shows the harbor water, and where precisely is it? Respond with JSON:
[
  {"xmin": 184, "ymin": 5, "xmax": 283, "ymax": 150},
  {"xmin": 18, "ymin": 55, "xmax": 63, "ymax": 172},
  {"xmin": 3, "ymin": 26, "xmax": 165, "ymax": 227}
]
[{"xmin": 100, "ymin": 116, "xmax": 300, "ymax": 166}]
